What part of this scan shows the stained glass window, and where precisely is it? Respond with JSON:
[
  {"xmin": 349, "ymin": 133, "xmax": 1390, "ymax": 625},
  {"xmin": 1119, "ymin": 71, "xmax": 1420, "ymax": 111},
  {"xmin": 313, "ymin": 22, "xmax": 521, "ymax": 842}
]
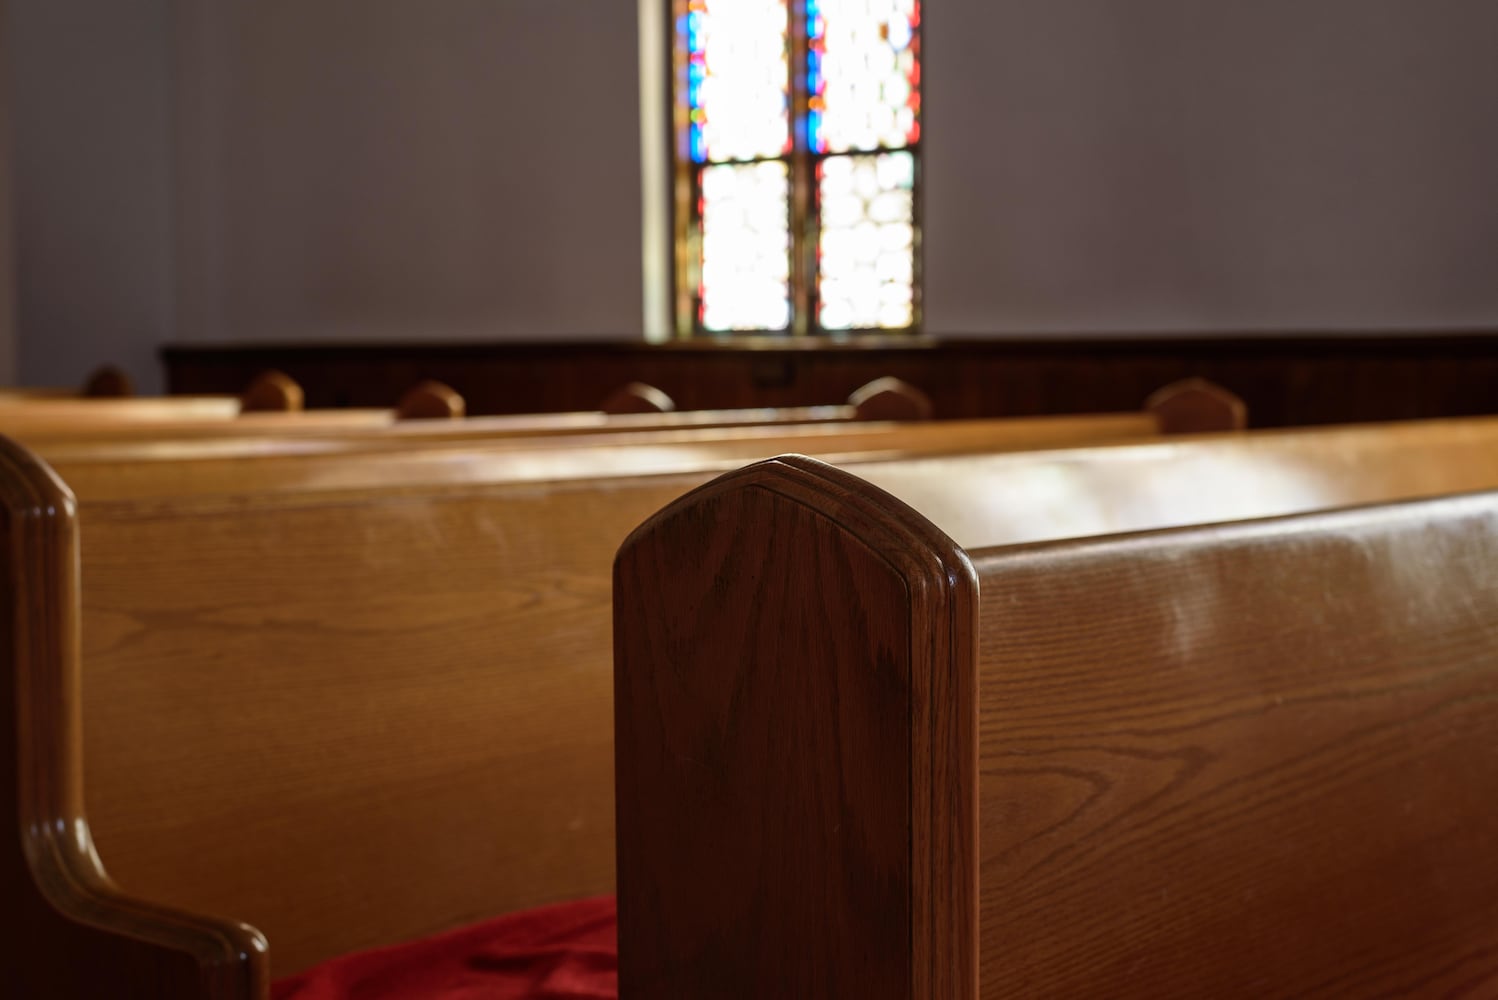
[{"xmin": 673, "ymin": 0, "xmax": 921, "ymax": 336}]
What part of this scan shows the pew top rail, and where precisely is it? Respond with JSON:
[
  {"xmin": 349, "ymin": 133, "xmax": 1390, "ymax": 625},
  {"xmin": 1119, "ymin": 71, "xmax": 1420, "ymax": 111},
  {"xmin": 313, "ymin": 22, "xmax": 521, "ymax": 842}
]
[
  {"xmin": 36, "ymin": 411, "xmax": 1498, "ymax": 508},
  {"xmin": 0, "ymin": 376, "xmax": 1231, "ymax": 451},
  {"xmin": 614, "ymin": 454, "xmax": 1498, "ymax": 999}
]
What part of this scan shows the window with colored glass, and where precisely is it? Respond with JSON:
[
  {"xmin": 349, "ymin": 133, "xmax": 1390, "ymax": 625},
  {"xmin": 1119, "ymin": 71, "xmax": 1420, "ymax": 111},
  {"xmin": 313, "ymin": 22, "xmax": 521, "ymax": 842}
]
[{"xmin": 672, "ymin": 0, "xmax": 922, "ymax": 336}]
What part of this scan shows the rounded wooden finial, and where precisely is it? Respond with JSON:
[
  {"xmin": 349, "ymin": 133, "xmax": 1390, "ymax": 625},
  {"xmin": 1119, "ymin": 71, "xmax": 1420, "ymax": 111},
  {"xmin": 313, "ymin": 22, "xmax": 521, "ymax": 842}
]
[
  {"xmin": 396, "ymin": 380, "xmax": 466, "ymax": 421},
  {"xmin": 1144, "ymin": 378, "xmax": 1247, "ymax": 434},
  {"xmin": 847, "ymin": 377, "xmax": 933, "ymax": 422},
  {"xmin": 82, "ymin": 365, "xmax": 134, "ymax": 398},
  {"xmin": 240, "ymin": 370, "xmax": 305, "ymax": 413},
  {"xmin": 599, "ymin": 383, "xmax": 676, "ymax": 415}
]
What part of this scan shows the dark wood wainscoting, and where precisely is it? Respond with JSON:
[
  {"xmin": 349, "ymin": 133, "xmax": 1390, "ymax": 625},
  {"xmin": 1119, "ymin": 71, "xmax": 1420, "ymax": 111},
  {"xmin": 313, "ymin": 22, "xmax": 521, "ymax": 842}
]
[{"xmin": 162, "ymin": 335, "xmax": 1498, "ymax": 428}]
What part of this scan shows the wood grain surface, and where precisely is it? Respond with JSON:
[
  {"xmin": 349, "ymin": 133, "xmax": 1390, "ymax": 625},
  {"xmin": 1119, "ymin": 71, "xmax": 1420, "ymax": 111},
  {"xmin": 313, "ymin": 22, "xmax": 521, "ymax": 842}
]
[
  {"xmin": 613, "ymin": 447, "xmax": 1498, "ymax": 998},
  {"xmin": 29, "ymin": 411, "xmax": 1498, "ymax": 987},
  {"xmin": 614, "ymin": 457, "xmax": 978, "ymax": 1000},
  {"xmin": 36, "ymin": 413, "xmax": 1171, "ymax": 500},
  {"xmin": 0, "ymin": 380, "xmax": 1236, "ymax": 450},
  {"xmin": 969, "ymin": 495, "xmax": 1498, "ymax": 996},
  {"xmin": 0, "ymin": 437, "xmax": 268, "ymax": 999}
]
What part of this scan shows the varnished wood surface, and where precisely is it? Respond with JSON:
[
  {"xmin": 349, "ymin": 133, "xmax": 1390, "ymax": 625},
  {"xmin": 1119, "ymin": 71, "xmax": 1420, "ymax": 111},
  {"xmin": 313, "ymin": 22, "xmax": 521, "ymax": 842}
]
[
  {"xmin": 0, "ymin": 438, "xmax": 267, "ymax": 999},
  {"xmin": 965, "ymin": 497, "xmax": 1498, "ymax": 996},
  {"xmin": 40, "ymin": 410, "xmax": 1183, "ymax": 976},
  {"xmin": 839, "ymin": 415, "xmax": 1498, "ymax": 549},
  {"xmin": 42, "ymin": 413, "xmax": 1169, "ymax": 499},
  {"xmin": 75, "ymin": 474, "xmax": 698, "ymax": 976},
  {"xmin": 615, "ymin": 458, "xmax": 976, "ymax": 1000},
  {"xmin": 32, "ymin": 412, "xmax": 1498, "ymax": 986},
  {"xmin": 613, "ymin": 435, "xmax": 1498, "ymax": 998},
  {"xmin": 0, "ymin": 395, "xmax": 245, "ymax": 423},
  {"xmin": 0, "ymin": 372, "xmax": 962, "ymax": 446}
]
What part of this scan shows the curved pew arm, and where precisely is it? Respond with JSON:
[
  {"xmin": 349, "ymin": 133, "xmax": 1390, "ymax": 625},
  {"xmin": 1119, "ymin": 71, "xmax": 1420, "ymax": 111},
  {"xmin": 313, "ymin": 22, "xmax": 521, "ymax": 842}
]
[
  {"xmin": 614, "ymin": 455, "xmax": 978, "ymax": 1000},
  {"xmin": 0, "ymin": 438, "xmax": 269, "ymax": 998}
]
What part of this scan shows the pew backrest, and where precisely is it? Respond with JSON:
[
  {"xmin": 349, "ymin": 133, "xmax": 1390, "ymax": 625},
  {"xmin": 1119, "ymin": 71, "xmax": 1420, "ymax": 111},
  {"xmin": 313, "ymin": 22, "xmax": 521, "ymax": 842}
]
[
  {"xmin": 39, "ymin": 412, "xmax": 1195, "ymax": 499},
  {"xmin": 4, "ymin": 377, "xmax": 1233, "ymax": 451},
  {"xmin": 614, "ymin": 454, "xmax": 1498, "ymax": 999},
  {"xmin": 15, "ymin": 413, "xmax": 1498, "ymax": 990}
]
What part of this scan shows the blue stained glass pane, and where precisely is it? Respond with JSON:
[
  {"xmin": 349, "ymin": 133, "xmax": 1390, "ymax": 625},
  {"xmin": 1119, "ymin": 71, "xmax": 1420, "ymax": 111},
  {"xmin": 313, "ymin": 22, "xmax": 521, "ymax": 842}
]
[
  {"xmin": 677, "ymin": 0, "xmax": 790, "ymax": 163},
  {"xmin": 806, "ymin": 0, "xmax": 920, "ymax": 153}
]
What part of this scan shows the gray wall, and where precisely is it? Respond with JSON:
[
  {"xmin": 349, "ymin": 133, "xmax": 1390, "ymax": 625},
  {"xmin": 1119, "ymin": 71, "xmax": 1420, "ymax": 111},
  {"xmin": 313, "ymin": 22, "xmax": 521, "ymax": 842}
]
[
  {"xmin": 176, "ymin": 0, "xmax": 643, "ymax": 347},
  {"xmin": 9, "ymin": 1, "xmax": 1498, "ymax": 388},
  {"xmin": 922, "ymin": 0, "xmax": 1498, "ymax": 334},
  {"xmin": 10, "ymin": 0, "xmax": 174, "ymax": 391}
]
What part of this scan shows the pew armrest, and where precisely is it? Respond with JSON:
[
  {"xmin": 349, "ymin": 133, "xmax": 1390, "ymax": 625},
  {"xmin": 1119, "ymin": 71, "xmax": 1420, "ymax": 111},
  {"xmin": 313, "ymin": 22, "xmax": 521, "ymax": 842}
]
[{"xmin": 0, "ymin": 436, "xmax": 269, "ymax": 998}]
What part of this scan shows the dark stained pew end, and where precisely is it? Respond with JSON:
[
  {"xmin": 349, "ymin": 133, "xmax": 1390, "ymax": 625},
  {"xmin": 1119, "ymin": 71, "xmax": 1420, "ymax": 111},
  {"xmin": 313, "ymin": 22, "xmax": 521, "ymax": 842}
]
[
  {"xmin": 1144, "ymin": 376, "xmax": 1247, "ymax": 433},
  {"xmin": 599, "ymin": 383, "xmax": 677, "ymax": 415},
  {"xmin": 240, "ymin": 371, "xmax": 305, "ymax": 413},
  {"xmin": 847, "ymin": 377, "xmax": 933, "ymax": 421},
  {"xmin": 82, "ymin": 366, "xmax": 134, "ymax": 398},
  {"xmin": 396, "ymin": 380, "xmax": 467, "ymax": 420}
]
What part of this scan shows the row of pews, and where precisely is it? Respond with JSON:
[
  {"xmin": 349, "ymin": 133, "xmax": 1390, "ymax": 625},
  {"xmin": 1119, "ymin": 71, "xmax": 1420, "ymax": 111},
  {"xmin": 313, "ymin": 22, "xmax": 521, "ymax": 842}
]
[{"xmin": 0, "ymin": 371, "xmax": 1493, "ymax": 998}]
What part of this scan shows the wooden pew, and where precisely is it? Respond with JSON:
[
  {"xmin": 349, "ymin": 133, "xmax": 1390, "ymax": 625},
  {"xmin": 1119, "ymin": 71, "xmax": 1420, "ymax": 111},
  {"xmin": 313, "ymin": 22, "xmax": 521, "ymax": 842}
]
[
  {"xmin": 0, "ymin": 364, "xmax": 137, "ymax": 400},
  {"xmin": 614, "ymin": 453, "xmax": 1498, "ymax": 998},
  {"xmin": 0, "ymin": 404, "xmax": 1252, "ymax": 996},
  {"xmin": 0, "ymin": 376, "xmax": 947, "ymax": 445},
  {"xmin": 7, "ymin": 414, "xmax": 1496, "ymax": 996},
  {"xmin": 22, "ymin": 378, "xmax": 1240, "ymax": 463},
  {"xmin": 38, "ymin": 403, "xmax": 1252, "ymax": 501},
  {"xmin": 0, "ymin": 370, "xmax": 401, "ymax": 431}
]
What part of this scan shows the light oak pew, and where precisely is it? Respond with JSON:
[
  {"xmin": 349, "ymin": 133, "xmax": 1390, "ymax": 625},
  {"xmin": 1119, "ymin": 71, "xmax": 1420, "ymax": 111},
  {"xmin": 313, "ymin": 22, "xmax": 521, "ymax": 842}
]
[
  {"xmin": 10, "ymin": 414, "xmax": 1495, "ymax": 997},
  {"xmin": 26, "ymin": 377, "xmax": 1240, "ymax": 470},
  {"xmin": 0, "ymin": 371, "xmax": 425, "ymax": 434},
  {"xmin": 615, "ymin": 456, "xmax": 1498, "ymax": 999},
  {"xmin": 0, "ymin": 364, "xmax": 138, "ymax": 400},
  {"xmin": 0, "ymin": 403, "xmax": 1251, "ymax": 996},
  {"xmin": 0, "ymin": 375, "xmax": 946, "ymax": 447},
  {"xmin": 39, "ymin": 405, "xmax": 1247, "ymax": 501}
]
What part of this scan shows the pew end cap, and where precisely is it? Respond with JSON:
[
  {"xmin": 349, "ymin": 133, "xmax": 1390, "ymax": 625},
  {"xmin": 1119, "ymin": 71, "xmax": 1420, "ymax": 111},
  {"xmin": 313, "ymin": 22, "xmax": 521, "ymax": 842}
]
[
  {"xmin": 1144, "ymin": 377, "xmax": 1247, "ymax": 434},
  {"xmin": 240, "ymin": 370, "xmax": 305, "ymax": 413},
  {"xmin": 396, "ymin": 381, "xmax": 466, "ymax": 420},
  {"xmin": 847, "ymin": 376, "xmax": 933, "ymax": 422},
  {"xmin": 614, "ymin": 454, "xmax": 978, "ymax": 1000},
  {"xmin": 81, "ymin": 365, "xmax": 134, "ymax": 398},
  {"xmin": 599, "ymin": 382, "xmax": 676, "ymax": 415}
]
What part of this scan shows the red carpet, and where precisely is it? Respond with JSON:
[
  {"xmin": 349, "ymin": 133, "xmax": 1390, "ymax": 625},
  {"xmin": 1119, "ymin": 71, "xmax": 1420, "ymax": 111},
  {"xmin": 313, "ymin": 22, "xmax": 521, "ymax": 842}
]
[{"xmin": 272, "ymin": 897, "xmax": 617, "ymax": 1000}]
